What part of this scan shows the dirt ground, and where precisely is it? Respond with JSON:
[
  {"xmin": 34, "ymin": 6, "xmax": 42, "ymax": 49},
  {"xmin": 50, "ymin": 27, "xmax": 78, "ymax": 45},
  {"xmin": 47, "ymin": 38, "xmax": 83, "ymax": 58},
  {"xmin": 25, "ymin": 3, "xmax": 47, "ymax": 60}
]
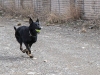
[{"xmin": 0, "ymin": 17, "xmax": 100, "ymax": 75}]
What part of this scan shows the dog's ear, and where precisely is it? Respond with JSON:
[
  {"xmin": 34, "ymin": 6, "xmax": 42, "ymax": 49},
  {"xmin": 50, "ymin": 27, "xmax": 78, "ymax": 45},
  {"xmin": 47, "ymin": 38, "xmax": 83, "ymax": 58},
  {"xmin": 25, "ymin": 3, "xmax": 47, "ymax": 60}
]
[
  {"xmin": 29, "ymin": 18, "xmax": 33, "ymax": 24},
  {"xmin": 36, "ymin": 18, "xmax": 39, "ymax": 23}
]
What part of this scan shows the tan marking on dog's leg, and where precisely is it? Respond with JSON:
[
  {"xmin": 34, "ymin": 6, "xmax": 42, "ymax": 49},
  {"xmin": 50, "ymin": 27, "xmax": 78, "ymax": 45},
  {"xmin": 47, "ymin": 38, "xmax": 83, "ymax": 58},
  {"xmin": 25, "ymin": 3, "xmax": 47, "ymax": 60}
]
[
  {"xmin": 28, "ymin": 54, "xmax": 33, "ymax": 58},
  {"xmin": 25, "ymin": 50, "xmax": 33, "ymax": 58},
  {"xmin": 27, "ymin": 52, "xmax": 33, "ymax": 58}
]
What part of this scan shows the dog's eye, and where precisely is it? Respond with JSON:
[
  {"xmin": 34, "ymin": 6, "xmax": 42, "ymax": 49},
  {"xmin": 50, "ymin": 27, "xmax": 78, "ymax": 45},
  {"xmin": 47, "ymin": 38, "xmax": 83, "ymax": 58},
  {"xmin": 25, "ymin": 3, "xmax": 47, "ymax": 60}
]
[
  {"xmin": 36, "ymin": 23, "xmax": 40, "ymax": 27},
  {"xmin": 38, "ymin": 24, "xmax": 39, "ymax": 26}
]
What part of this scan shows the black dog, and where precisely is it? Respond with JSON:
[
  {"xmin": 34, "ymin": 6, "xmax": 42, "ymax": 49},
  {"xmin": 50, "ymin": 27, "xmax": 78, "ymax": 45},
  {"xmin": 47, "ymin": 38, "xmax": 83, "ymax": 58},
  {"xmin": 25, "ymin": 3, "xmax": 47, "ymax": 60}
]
[{"xmin": 14, "ymin": 18, "xmax": 41, "ymax": 58}]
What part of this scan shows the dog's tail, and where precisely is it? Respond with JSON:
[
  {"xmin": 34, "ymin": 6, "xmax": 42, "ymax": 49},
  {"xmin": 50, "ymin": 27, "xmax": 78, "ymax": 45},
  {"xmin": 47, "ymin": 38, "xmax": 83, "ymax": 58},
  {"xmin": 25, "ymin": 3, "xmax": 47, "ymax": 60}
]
[{"xmin": 14, "ymin": 26, "xmax": 17, "ymax": 31}]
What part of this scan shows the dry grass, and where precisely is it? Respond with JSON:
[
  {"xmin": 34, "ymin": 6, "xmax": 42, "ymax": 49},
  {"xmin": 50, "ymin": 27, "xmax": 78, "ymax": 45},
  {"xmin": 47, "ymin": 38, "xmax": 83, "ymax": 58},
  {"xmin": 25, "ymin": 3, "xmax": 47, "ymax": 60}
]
[
  {"xmin": 70, "ymin": 4, "xmax": 81, "ymax": 20},
  {"xmin": 47, "ymin": 12, "xmax": 66, "ymax": 24},
  {"xmin": 18, "ymin": 7, "xmax": 35, "ymax": 18},
  {"xmin": 46, "ymin": 5, "xmax": 81, "ymax": 24},
  {"xmin": 0, "ymin": 2, "xmax": 81, "ymax": 24},
  {"xmin": 0, "ymin": 3, "xmax": 36, "ymax": 18},
  {"xmin": 1, "ymin": 5, "xmax": 48, "ymax": 20}
]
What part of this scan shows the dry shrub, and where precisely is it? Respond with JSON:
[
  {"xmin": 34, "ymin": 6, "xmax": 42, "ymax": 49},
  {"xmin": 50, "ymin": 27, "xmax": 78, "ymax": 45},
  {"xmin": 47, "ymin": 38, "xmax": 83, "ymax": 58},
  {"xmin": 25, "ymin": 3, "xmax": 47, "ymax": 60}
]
[
  {"xmin": 34, "ymin": 6, "xmax": 51, "ymax": 21},
  {"xmin": 47, "ymin": 4, "xmax": 81, "ymax": 24},
  {"xmin": 63, "ymin": 5, "xmax": 81, "ymax": 21},
  {"xmin": 18, "ymin": 7, "xmax": 35, "ymax": 18},
  {"xmin": 0, "ymin": 5, "xmax": 2, "ymax": 10},
  {"xmin": 0, "ymin": 1, "xmax": 17, "ymax": 16},
  {"xmin": 70, "ymin": 5, "xmax": 81, "ymax": 20},
  {"xmin": 0, "ymin": 2, "xmax": 81, "ymax": 24},
  {"xmin": 0, "ymin": 5, "xmax": 3, "ymax": 16},
  {"xmin": 1, "ymin": 3, "xmax": 35, "ymax": 18},
  {"xmin": 4, "ymin": 6, "xmax": 17, "ymax": 16},
  {"xmin": 47, "ymin": 12, "xmax": 66, "ymax": 24}
]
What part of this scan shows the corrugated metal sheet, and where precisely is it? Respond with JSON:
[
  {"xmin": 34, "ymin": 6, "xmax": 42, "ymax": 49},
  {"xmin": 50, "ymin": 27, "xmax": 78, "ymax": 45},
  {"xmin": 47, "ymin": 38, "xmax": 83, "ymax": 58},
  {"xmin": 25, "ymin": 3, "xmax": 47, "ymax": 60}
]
[
  {"xmin": 84, "ymin": 0, "xmax": 100, "ymax": 19},
  {"xmin": 75, "ymin": 0, "xmax": 84, "ymax": 16},
  {"xmin": 2, "ymin": 0, "xmax": 15, "ymax": 8},
  {"xmin": 51, "ymin": 0, "xmax": 70, "ymax": 14},
  {"xmin": 0, "ymin": 0, "xmax": 100, "ymax": 19}
]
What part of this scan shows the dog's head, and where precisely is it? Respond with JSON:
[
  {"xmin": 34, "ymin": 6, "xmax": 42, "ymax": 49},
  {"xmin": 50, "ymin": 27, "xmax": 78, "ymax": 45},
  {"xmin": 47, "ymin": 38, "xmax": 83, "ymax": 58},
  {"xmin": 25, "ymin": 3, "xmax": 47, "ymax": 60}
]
[{"xmin": 29, "ymin": 18, "xmax": 41, "ymax": 34}]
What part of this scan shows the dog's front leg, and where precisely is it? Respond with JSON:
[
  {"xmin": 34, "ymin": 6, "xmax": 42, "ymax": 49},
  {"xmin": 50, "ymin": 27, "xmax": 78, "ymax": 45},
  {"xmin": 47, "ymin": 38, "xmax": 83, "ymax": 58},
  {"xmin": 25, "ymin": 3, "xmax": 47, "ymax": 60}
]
[{"xmin": 24, "ymin": 43, "xmax": 33, "ymax": 58}]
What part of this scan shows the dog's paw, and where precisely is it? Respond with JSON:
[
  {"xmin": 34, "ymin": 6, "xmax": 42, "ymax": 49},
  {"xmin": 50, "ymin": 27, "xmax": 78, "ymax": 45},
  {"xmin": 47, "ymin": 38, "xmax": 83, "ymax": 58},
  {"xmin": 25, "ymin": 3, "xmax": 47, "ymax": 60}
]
[
  {"xmin": 22, "ymin": 49, "xmax": 27, "ymax": 53},
  {"xmin": 29, "ymin": 54, "xmax": 33, "ymax": 58},
  {"xmin": 20, "ymin": 47, "xmax": 23, "ymax": 50},
  {"xmin": 30, "ymin": 55, "xmax": 33, "ymax": 58}
]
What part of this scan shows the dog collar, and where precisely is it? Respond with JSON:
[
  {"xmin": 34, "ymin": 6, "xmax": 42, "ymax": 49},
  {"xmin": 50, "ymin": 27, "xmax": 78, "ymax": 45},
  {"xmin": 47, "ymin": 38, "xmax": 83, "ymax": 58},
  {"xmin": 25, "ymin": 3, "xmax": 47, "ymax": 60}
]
[
  {"xmin": 29, "ymin": 31, "xmax": 37, "ymax": 37},
  {"xmin": 29, "ymin": 31, "xmax": 32, "ymax": 36}
]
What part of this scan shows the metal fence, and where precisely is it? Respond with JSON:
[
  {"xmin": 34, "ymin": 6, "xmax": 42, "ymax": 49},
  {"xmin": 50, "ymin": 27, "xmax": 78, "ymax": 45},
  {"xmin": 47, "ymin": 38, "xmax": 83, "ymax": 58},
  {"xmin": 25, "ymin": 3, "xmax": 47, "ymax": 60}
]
[{"xmin": 0, "ymin": 0, "xmax": 100, "ymax": 19}]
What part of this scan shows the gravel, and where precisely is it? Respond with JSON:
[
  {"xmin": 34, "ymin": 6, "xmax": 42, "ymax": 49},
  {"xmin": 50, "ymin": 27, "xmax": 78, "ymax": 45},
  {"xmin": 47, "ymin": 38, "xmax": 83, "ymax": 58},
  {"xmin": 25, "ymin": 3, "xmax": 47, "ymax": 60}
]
[{"xmin": 0, "ymin": 17, "xmax": 100, "ymax": 75}]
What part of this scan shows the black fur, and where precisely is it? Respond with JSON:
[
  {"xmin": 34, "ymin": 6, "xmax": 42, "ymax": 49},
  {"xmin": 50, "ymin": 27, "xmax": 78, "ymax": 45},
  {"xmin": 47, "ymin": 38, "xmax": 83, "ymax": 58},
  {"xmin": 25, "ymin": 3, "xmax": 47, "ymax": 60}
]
[{"xmin": 14, "ymin": 18, "xmax": 41, "ymax": 58}]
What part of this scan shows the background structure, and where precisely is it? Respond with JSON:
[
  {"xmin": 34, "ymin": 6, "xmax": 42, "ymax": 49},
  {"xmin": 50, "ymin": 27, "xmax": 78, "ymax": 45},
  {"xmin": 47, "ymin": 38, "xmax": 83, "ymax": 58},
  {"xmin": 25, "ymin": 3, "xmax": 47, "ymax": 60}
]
[{"xmin": 0, "ymin": 0, "xmax": 100, "ymax": 19}]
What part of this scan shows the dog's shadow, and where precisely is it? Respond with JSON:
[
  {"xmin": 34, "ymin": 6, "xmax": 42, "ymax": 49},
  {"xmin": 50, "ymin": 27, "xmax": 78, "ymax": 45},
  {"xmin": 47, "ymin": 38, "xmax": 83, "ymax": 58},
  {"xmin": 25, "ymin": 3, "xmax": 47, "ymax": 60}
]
[{"xmin": 0, "ymin": 55, "xmax": 31, "ymax": 61}]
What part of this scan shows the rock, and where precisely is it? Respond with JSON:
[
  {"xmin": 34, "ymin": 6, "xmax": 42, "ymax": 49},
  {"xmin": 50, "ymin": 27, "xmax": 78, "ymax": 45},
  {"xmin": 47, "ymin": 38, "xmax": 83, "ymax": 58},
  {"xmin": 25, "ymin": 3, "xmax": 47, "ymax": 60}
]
[
  {"xmin": 81, "ymin": 27, "xmax": 87, "ymax": 33},
  {"xmin": 27, "ymin": 72, "xmax": 36, "ymax": 75},
  {"xmin": 33, "ymin": 58, "xmax": 37, "ymax": 60},
  {"xmin": 44, "ymin": 60, "xmax": 47, "ymax": 62},
  {"xmin": 82, "ymin": 47, "xmax": 85, "ymax": 49},
  {"xmin": 23, "ymin": 18, "xmax": 29, "ymax": 22},
  {"xmin": 17, "ymin": 23, "xmax": 21, "ymax": 26}
]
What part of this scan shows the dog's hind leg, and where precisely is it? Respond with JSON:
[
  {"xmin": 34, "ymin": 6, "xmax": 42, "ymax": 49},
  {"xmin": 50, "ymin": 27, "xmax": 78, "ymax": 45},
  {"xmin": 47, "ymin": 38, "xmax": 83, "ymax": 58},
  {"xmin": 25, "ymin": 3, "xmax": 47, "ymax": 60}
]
[
  {"xmin": 20, "ymin": 43, "xmax": 23, "ymax": 50},
  {"xmin": 24, "ymin": 43, "xmax": 33, "ymax": 58},
  {"xmin": 15, "ymin": 34, "xmax": 25, "ymax": 53},
  {"xmin": 29, "ymin": 43, "xmax": 33, "ymax": 48},
  {"xmin": 20, "ymin": 43, "xmax": 26, "ymax": 53}
]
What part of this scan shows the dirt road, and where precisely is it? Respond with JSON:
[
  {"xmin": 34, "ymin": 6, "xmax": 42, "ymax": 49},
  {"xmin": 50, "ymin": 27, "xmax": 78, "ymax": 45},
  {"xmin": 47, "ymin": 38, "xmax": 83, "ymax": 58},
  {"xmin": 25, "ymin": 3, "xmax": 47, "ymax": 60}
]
[{"xmin": 0, "ymin": 17, "xmax": 100, "ymax": 75}]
